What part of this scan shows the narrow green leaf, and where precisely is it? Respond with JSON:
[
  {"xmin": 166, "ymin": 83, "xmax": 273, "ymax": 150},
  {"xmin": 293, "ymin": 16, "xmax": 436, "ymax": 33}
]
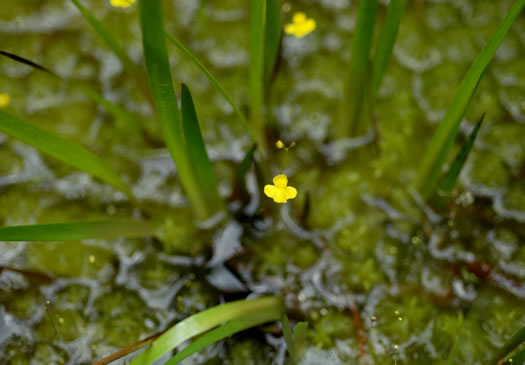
[
  {"xmin": 282, "ymin": 315, "xmax": 295, "ymax": 358},
  {"xmin": 165, "ymin": 310, "xmax": 282, "ymax": 365},
  {"xmin": 164, "ymin": 32, "xmax": 254, "ymax": 140},
  {"xmin": 504, "ymin": 347, "xmax": 525, "ymax": 364},
  {"xmin": 238, "ymin": 144, "xmax": 257, "ymax": 183},
  {"xmin": 139, "ymin": 0, "xmax": 213, "ymax": 220},
  {"xmin": 0, "ymin": 50, "xmax": 143, "ymax": 133},
  {"xmin": 181, "ymin": 84, "xmax": 223, "ymax": 212},
  {"xmin": 250, "ymin": 0, "xmax": 267, "ymax": 151},
  {"xmin": 415, "ymin": 0, "xmax": 525, "ymax": 199},
  {"xmin": 78, "ymin": 84, "xmax": 142, "ymax": 132},
  {"xmin": 0, "ymin": 110, "xmax": 131, "ymax": 195},
  {"xmin": 370, "ymin": 0, "xmax": 406, "ymax": 101},
  {"xmin": 293, "ymin": 321, "xmax": 308, "ymax": 346},
  {"xmin": 439, "ymin": 113, "xmax": 484, "ymax": 192},
  {"xmin": 338, "ymin": 0, "xmax": 379, "ymax": 136},
  {"xmin": 129, "ymin": 296, "xmax": 283, "ymax": 365},
  {"xmin": 264, "ymin": 0, "xmax": 281, "ymax": 85},
  {"xmin": 0, "ymin": 50, "xmax": 59, "ymax": 78},
  {"xmin": 493, "ymin": 326, "xmax": 525, "ymax": 364},
  {"xmin": 70, "ymin": 0, "xmax": 135, "ymax": 69},
  {"xmin": 0, "ymin": 219, "xmax": 156, "ymax": 241}
]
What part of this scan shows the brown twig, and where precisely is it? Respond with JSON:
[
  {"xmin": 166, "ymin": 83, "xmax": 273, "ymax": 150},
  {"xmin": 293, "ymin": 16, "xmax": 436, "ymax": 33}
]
[
  {"xmin": 92, "ymin": 330, "xmax": 166, "ymax": 365},
  {"xmin": 348, "ymin": 296, "xmax": 368, "ymax": 365}
]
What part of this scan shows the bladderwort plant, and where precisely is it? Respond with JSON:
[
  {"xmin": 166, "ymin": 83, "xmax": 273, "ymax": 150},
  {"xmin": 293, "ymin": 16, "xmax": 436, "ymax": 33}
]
[{"xmin": 1, "ymin": 0, "xmax": 525, "ymax": 363}]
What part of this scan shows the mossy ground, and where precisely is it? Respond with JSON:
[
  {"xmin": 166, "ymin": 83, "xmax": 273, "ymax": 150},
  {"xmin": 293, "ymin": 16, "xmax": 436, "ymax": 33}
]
[{"xmin": 1, "ymin": 0, "xmax": 525, "ymax": 363}]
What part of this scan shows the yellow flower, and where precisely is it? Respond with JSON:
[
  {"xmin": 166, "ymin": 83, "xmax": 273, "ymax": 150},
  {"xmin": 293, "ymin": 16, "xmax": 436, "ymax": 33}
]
[
  {"xmin": 276, "ymin": 140, "xmax": 285, "ymax": 149},
  {"xmin": 0, "ymin": 93, "xmax": 10, "ymax": 108},
  {"xmin": 284, "ymin": 12, "xmax": 316, "ymax": 38},
  {"xmin": 110, "ymin": 0, "xmax": 135, "ymax": 8},
  {"xmin": 264, "ymin": 174, "xmax": 297, "ymax": 203}
]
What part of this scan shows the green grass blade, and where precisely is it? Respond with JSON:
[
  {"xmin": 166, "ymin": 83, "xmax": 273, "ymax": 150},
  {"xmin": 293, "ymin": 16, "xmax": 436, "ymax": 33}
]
[
  {"xmin": 139, "ymin": 0, "xmax": 213, "ymax": 220},
  {"xmin": 338, "ymin": 0, "xmax": 379, "ymax": 136},
  {"xmin": 264, "ymin": 0, "xmax": 281, "ymax": 85},
  {"xmin": 0, "ymin": 110, "xmax": 131, "ymax": 195},
  {"xmin": 70, "ymin": 0, "xmax": 135, "ymax": 69},
  {"xmin": 0, "ymin": 219, "xmax": 156, "ymax": 241},
  {"xmin": 504, "ymin": 347, "xmax": 525, "ymax": 364},
  {"xmin": 439, "ymin": 113, "xmax": 484, "ymax": 193},
  {"xmin": 250, "ymin": 0, "xmax": 267, "ymax": 151},
  {"xmin": 165, "ymin": 310, "xmax": 282, "ymax": 365},
  {"xmin": 164, "ymin": 32, "xmax": 254, "ymax": 141},
  {"xmin": 0, "ymin": 50, "xmax": 59, "ymax": 78},
  {"xmin": 282, "ymin": 315, "xmax": 295, "ymax": 359},
  {"xmin": 129, "ymin": 296, "xmax": 283, "ymax": 365},
  {"xmin": 493, "ymin": 326, "xmax": 525, "ymax": 364},
  {"xmin": 181, "ymin": 84, "xmax": 224, "ymax": 213},
  {"xmin": 0, "ymin": 50, "xmax": 143, "ymax": 133},
  {"xmin": 78, "ymin": 84, "xmax": 142, "ymax": 132},
  {"xmin": 415, "ymin": 0, "xmax": 525, "ymax": 199},
  {"xmin": 370, "ymin": 0, "xmax": 405, "ymax": 101}
]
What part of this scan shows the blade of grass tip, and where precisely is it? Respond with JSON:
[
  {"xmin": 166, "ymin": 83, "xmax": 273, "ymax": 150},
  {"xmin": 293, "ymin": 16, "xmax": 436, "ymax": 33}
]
[
  {"xmin": 139, "ymin": 0, "xmax": 214, "ymax": 220},
  {"xmin": 0, "ymin": 110, "xmax": 131, "ymax": 195},
  {"xmin": 439, "ymin": 113, "xmax": 484, "ymax": 193},
  {"xmin": 237, "ymin": 144, "xmax": 257, "ymax": 183},
  {"xmin": 164, "ymin": 32, "xmax": 255, "ymax": 141},
  {"xmin": 370, "ymin": 0, "xmax": 406, "ymax": 102},
  {"xmin": 0, "ymin": 51, "xmax": 143, "ymax": 134},
  {"xmin": 282, "ymin": 315, "xmax": 295, "ymax": 359},
  {"xmin": 129, "ymin": 296, "xmax": 283, "ymax": 365},
  {"xmin": 0, "ymin": 219, "xmax": 156, "ymax": 241},
  {"xmin": 492, "ymin": 326, "xmax": 525, "ymax": 364},
  {"xmin": 0, "ymin": 50, "xmax": 60, "ymax": 78},
  {"xmin": 338, "ymin": 0, "xmax": 379, "ymax": 137},
  {"xmin": 414, "ymin": 0, "xmax": 525, "ymax": 199},
  {"xmin": 165, "ymin": 309, "xmax": 282, "ymax": 365},
  {"xmin": 181, "ymin": 84, "xmax": 224, "ymax": 214},
  {"xmin": 250, "ymin": 0, "xmax": 267, "ymax": 152},
  {"xmin": 264, "ymin": 0, "xmax": 281, "ymax": 86}
]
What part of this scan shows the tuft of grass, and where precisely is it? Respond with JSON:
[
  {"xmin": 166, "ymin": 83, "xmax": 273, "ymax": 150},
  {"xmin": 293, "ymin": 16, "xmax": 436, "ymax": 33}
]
[
  {"xmin": 282, "ymin": 315, "xmax": 308, "ymax": 364},
  {"xmin": 165, "ymin": 32, "xmax": 254, "ymax": 140},
  {"xmin": 250, "ymin": 0, "xmax": 267, "ymax": 152},
  {"xmin": 129, "ymin": 296, "xmax": 283, "ymax": 365},
  {"xmin": 370, "ymin": 0, "xmax": 406, "ymax": 103},
  {"xmin": 414, "ymin": 0, "xmax": 525, "ymax": 199},
  {"xmin": 165, "ymin": 308, "xmax": 282, "ymax": 365},
  {"xmin": 338, "ymin": 0, "xmax": 379, "ymax": 137},
  {"xmin": 0, "ymin": 220, "xmax": 156, "ymax": 241},
  {"xmin": 438, "ymin": 113, "xmax": 484, "ymax": 193},
  {"xmin": 139, "ymin": 0, "xmax": 222, "ymax": 220},
  {"xmin": 0, "ymin": 110, "xmax": 131, "ymax": 195}
]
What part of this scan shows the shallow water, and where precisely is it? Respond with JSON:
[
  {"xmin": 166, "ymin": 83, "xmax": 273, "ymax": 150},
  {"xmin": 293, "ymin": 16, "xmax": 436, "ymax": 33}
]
[{"xmin": 1, "ymin": 0, "xmax": 525, "ymax": 364}]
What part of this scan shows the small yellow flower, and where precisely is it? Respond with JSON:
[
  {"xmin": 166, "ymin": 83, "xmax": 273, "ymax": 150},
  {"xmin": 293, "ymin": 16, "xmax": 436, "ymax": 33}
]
[
  {"xmin": 110, "ymin": 0, "xmax": 135, "ymax": 8},
  {"xmin": 284, "ymin": 12, "xmax": 316, "ymax": 38},
  {"xmin": 276, "ymin": 140, "xmax": 285, "ymax": 149},
  {"xmin": 0, "ymin": 93, "xmax": 11, "ymax": 108},
  {"xmin": 264, "ymin": 174, "xmax": 297, "ymax": 203},
  {"xmin": 0, "ymin": 93, "xmax": 10, "ymax": 108}
]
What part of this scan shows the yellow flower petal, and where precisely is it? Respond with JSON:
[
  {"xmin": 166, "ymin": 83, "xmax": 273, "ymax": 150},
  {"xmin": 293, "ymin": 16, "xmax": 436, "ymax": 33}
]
[
  {"xmin": 264, "ymin": 184, "xmax": 278, "ymax": 199},
  {"xmin": 273, "ymin": 174, "xmax": 288, "ymax": 188},
  {"xmin": 110, "ymin": 0, "xmax": 135, "ymax": 8},
  {"xmin": 276, "ymin": 140, "xmax": 285, "ymax": 149},
  {"xmin": 0, "ymin": 93, "xmax": 10, "ymax": 108},
  {"xmin": 285, "ymin": 12, "xmax": 316, "ymax": 38},
  {"xmin": 285, "ymin": 186, "xmax": 297, "ymax": 200}
]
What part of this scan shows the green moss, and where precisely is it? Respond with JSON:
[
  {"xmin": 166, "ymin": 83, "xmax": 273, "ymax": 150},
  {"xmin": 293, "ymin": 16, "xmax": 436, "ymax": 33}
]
[
  {"xmin": 311, "ymin": 311, "xmax": 355, "ymax": 349},
  {"xmin": 228, "ymin": 338, "xmax": 273, "ymax": 365},
  {"xmin": 35, "ymin": 308, "xmax": 87, "ymax": 342},
  {"xmin": 26, "ymin": 242, "xmax": 114, "ymax": 279},
  {"xmin": 467, "ymin": 150, "xmax": 510, "ymax": 191},
  {"xmin": 0, "ymin": 147, "xmax": 23, "ymax": 176},
  {"xmin": 33, "ymin": 343, "xmax": 69, "ymax": 365},
  {"xmin": 174, "ymin": 279, "xmax": 218, "ymax": 317}
]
